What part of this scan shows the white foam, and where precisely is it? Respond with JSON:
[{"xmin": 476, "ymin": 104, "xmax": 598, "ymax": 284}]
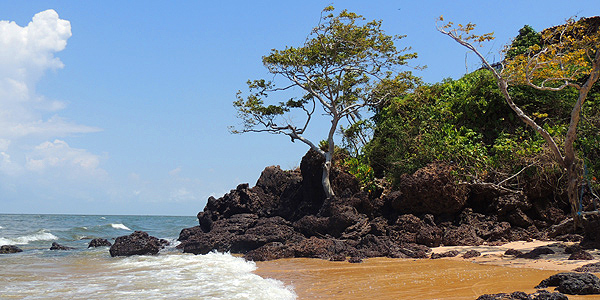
[
  {"xmin": 0, "ymin": 251, "xmax": 296, "ymax": 299},
  {"xmin": 0, "ymin": 230, "xmax": 58, "ymax": 245},
  {"xmin": 110, "ymin": 223, "xmax": 131, "ymax": 231}
]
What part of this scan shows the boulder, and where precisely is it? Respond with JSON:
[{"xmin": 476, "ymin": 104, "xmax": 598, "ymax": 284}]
[
  {"xmin": 536, "ymin": 272, "xmax": 600, "ymax": 295},
  {"xmin": 0, "ymin": 245, "xmax": 22, "ymax": 254},
  {"xmin": 392, "ymin": 162, "xmax": 468, "ymax": 215},
  {"xmin": 568, "ymin": 250, "xmax": 594, "ymax": 260},
  {"xmin": 88, "ymin": 238, "xmax": 112, "ymax": 248},
  {"xmin": 109, "ymin": 231, "xmax": 168, "ymax": 257},
  {"xmin": 463, "ymin": 250, "xmax": 481, "ymax": 259},
  {"xmin": 517, "ymin": 247, "xmax": 555, "ymax": 259},
  {"xmin": 50, "ymin": 242, "xmax": 74, "ymax": 250}
]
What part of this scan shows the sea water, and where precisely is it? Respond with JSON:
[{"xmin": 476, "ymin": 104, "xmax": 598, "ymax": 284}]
[{"xmin": 0, "ymin": 214, "xmax": 296, "ymax": 299}]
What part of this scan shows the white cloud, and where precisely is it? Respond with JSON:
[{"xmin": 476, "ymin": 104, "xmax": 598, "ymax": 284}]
[
  {"xmin": 25, "ymin": 139, "xmax": 106, "ymax": 179},
  {"xmin": 0, "ymin": 9, "xmax": 100, "ymax": 141},
  {"xmin": 0, "ymin": 10, "xmax": 104, "ymax": 181},
  {"xmin": 169, "ymin": 167, "xmax": 182, "ymax": 177}
]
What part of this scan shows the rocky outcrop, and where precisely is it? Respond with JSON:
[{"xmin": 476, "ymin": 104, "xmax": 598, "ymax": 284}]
[
  {"xmin": 536, "ymin": 272, "xmax": 600, "ymax": 295},
  {"xmin": 0, "ymin": 245, "xmax": 23, "ymax": 254},
  {"xmin": 109, "ymin": 231, "xmax": 168, "ymax": 257},
  {"xmin": 178, "ymin": 150, "xmax": 577, "ymax": 261},
  {"xmin": 88, "ymin": 238, "xmax": 112, "ymax": 248}
]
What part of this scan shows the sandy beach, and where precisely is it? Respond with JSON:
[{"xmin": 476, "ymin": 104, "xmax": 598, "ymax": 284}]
[{"xmin": 255, "ymin": 240, "xmax": 600, "ymax": 300}]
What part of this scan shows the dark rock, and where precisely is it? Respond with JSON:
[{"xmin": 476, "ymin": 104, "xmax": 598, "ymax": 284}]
[
  {"xmin": 463, "ymin": 250, "xmax": 481, "ymax": 259},
  {"xmin": 330, "ymin": 254, "xmax": 346, "ymax": 261},
  {"xmin": 568, "ymin": 250, "xmax": 594, "ymax": 260},
  {"xmin": 475, "ymin": 291, "xmax": 529, "ymax": 300},
  {"xmin": 517, "ymin": 247, "xmax": 555, "ymax": 259},
  {"xmin": 581, "ymin": 214, "xmax": 600, "ymax": 249},
  {"xmin": 88, "ymin": 238, "xmax": 112, "ymax": 248},
  {"xmin": 0, "ymin": 245, "xmax": 23, "ymax": 254},
  {"xmin": 574, "ymin": 262, "xmax": 600, "ymax": 273},
  {"xmin": 293, "ymin": 215, "xmax": 329, "ymax": 237},
  {"xmin": 293, "ymin": 237, "xmax": 336, "ymax": 259},
  {"xmin": 475, "ymin": 290, "xmax": 568, "ymax": 300},
  {"xmin": 232, "ymin": 217, "xmax": 305, "ymax": 252},
  {"xmin": 556, "ymin": 234, "xmax": 583, "ymax": 242},
  {"xmin": 392, "ymin": 162, "xmax": 468, "ymax": 215},
  {"xmin": 536, "ymin": 272, "xmax": 600, "ymax": 295},
  {"xmin": 50, "ymin": 242, "xmax": 74, "ymax": 250},
  {"xmin": 348, "ymin": 256, "xmax": 363, "ymax": 263},
  {"xmin": 548, "ymin": 218, "xmax": 575, "ymax": 239},
  {"xmin": 442, "ymin": 224, "xmax": 484, "ymax": 246},
  {"xmin": 415, "ymin": 224, "xmax": 443, "ymax": 247},
  {"xmin": 530, "ymin": 290, "xmax": 569, "ymax": 300},
  {"xmin": 244, "ymin": 242, "xmax": 295, "ymax": 261},
  {"xmin": 109, "ymin": 231, "xmax": 167, "ymax": 257},
  {"xmin": 504, "ymin": 248, "xmax": 524, "ymax": 256},
  {"xmin": 507, "ymin": 208, "xmax": 535, "ymax": 228},
  {"xmin": 431, "ymin": 250, "xmax": 459, "ymax": 259}
]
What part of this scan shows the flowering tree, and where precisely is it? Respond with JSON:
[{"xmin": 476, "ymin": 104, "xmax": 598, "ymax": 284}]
[{"xmin": 438, "ymin": 17, "xmax": 600, "ymax": 226}]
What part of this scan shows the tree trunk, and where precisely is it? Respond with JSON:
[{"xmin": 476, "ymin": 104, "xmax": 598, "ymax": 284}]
[
  {"xmin": 566, "ymin": 161, "xmax": 582, "ymax": 228},
  {"xmin": 322, "ymin": 152, "xmax": 334, "ymax": 198}
]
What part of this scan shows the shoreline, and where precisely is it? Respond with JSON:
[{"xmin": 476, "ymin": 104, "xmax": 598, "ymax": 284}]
[{"xmin": 255, "ymin": 240, "xmax": 600, "ymax": 299}]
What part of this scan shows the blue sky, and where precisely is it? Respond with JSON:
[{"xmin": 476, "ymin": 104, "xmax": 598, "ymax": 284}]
[{"xmin": 0, "ymin": 1, "xmax": 597, "ymax": 216}]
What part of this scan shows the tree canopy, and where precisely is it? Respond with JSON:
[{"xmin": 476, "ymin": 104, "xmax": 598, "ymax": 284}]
[{"xmin": 232, "ymin": 6, "xmax": 417, "ymax": 197}]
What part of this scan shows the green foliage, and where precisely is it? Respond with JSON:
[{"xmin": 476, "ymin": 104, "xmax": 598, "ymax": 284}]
[
  {"xmin": 364, "ymin": 67, "xmax": 598, "ymax": 187},
  {"xmin": 343, "ymin": 157, "xmax": 377, "ymax": 193},
  {"xmin": 505, "ymin": 25, "xmax": 542, "ymax": 59}
]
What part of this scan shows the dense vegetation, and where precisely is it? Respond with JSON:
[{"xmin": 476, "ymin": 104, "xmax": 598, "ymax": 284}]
[{"xmin": 344, "ymin": 23, "xmax": 600, "ymax": 202}]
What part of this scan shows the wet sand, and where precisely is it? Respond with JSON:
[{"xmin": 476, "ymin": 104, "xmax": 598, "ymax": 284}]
[{"xmin": 255, "ymin": 241, "xmax": 600, "ymax": 299}]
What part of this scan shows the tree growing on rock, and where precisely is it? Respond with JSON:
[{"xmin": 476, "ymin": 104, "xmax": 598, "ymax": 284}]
[
  {"xmin": 232, "ymin": 6, "xmax": 417, "ymax": 198},
  {"xmin": 437, "ymin": 16, "xmax": 600, "ymax": 227}
]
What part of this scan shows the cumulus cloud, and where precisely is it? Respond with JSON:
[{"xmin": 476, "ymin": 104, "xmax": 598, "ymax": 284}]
[
  {"xmin": 0, "ymin": 9, "xmax": 100, "ymax": 143},
  {"xmin": 0, "ymin": 10, "xmax": 104, "ymax": 181}
]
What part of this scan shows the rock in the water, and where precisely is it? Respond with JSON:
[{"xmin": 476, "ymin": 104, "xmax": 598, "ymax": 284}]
[
  {"xmin": 0, "ymin": 245, "xmax": 23, "ymax": 254},
  {"xmin": 109, "ymin": 231, "xmax": 168, "ymax": 257},
  {"xmin": 431, "ymin": 250, "xmax": 459, "ymax": 259},
  {"xmin": 50, "ymin": 242, "xmax": 74, "ymax": 250},
  {"xmin": 88, "ymin": 238, "xmax": 112, "ymax": 248},
  {"xmin": 568, "ymin": 250, "xmax": 594, "ymax": 260},
  {"xmin": 536, "ymin": 272, "xmax": 600, "ymax": 295}
]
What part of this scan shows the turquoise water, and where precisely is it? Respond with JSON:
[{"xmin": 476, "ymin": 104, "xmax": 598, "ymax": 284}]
[{"xmin": 0, "ymin": 214, "xmax": 296, "ymax": 299}]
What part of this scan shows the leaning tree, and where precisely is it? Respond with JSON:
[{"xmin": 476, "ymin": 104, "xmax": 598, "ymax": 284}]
[
  {"xmin": 232, "ymin": 7, "xmax": 416, "ymax": 198},
  {"xmin": 438, "ymin": 17, "xmax": 600, "ymax": 227}
]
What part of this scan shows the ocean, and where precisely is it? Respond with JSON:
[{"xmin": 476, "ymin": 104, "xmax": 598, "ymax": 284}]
[{"xmin": 0, "ymin": 214, "xmax": 296, "ymax": 300}]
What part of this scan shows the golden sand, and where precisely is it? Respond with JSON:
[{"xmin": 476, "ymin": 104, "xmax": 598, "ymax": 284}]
[{"xmin": 255, "ymin": 241, "xmax": 600, "ymax": 300}]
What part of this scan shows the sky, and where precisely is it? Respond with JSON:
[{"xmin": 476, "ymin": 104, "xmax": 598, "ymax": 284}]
[{"xmin": 0, "ymin": 1, "xmax": 597, "ymax": 216}]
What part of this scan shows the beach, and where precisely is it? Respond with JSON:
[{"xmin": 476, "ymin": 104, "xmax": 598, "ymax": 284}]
[{"xmin": 255, "ymin": 240, "xmax": 600, "ymax": 300}]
